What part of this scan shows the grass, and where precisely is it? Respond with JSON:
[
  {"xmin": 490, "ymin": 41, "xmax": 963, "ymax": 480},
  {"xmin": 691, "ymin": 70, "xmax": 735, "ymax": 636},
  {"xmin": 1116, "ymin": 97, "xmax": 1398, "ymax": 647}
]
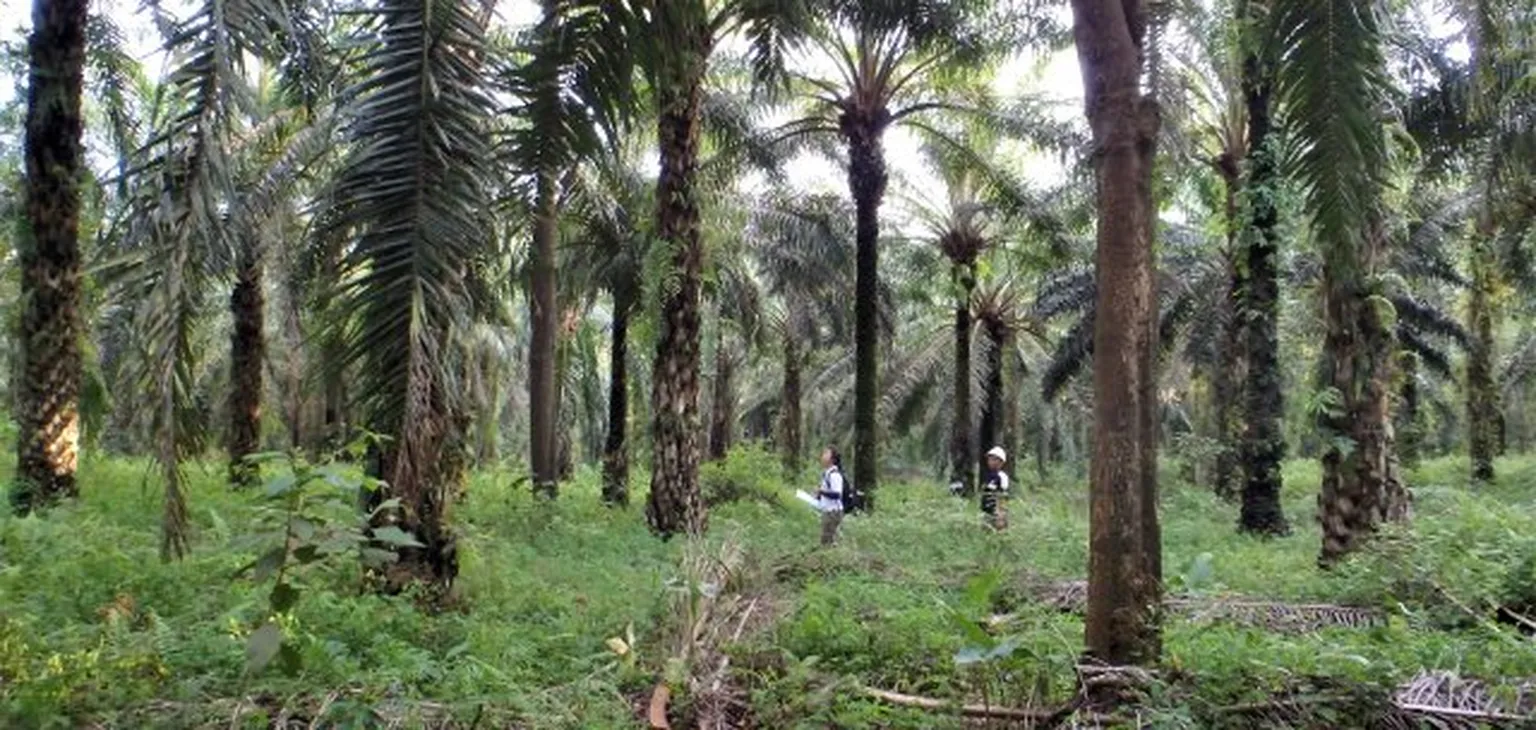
[{"xmin": 2, "ymin": 445, "xmax": 1535, "ymax": 728}]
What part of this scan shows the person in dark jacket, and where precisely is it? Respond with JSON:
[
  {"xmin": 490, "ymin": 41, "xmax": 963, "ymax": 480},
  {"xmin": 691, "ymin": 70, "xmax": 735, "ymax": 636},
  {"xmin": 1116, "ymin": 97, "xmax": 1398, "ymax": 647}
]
[{"xmin": 981, "ymin": 446, "xmax": 1010, "ymax": 530}]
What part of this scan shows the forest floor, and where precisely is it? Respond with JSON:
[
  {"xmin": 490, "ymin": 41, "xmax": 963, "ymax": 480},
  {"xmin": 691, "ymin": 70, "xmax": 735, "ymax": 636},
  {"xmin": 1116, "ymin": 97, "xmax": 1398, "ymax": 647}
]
[{"xmin": 3, "ymin": 446, "xmax": 1536, "ymax": 728}]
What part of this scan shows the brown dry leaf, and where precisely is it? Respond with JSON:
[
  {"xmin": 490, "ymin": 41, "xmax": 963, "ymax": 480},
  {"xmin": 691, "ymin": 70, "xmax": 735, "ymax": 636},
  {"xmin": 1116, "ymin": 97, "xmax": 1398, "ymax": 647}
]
[{"xmin": 648, "ymin": 683, "xmax": 671, "ymax": 729}]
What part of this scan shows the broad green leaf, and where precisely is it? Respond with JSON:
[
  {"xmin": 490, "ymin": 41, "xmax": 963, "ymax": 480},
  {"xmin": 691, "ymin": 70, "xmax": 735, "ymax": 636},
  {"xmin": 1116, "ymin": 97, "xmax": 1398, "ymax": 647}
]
[
  {"xmin": 290, "ymin": 517, "xmax": 317, "ymax": 542},
  {"xmin": 252, "ymin": 547, "xmax": 286, "ymax": 583},
  {"xmin": 361, "ymin": 547, "xmax": 400, "ymax": 567},
  {"xmin": 246, "ymin": 622, "xmax": 283, "ymax": 674},
  {"xmin": 264, "ymin": 474, "xmax": 298, "ymax": 498},
  {"xmin": 372, "ymin": 525, "xmax": 424, "ymax": 548}
]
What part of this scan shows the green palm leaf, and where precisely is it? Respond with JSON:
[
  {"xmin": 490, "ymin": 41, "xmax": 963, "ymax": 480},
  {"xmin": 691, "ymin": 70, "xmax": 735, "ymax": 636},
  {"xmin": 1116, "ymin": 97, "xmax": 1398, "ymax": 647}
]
[{"xmin": 323, "ymin": 0, "xmax": 496, "ymax": 526}]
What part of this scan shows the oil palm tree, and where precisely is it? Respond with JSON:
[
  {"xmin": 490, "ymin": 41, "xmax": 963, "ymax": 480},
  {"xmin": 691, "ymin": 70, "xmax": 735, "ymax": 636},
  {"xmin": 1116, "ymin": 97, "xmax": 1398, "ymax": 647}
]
[
  {"xmin": 900, "ymin": 126, "xmax": 1077, "ymax": 495},
  {"xmin": 503, "ymin": 1, "xmax": 638, "ymax": 499},
  {"xmin": 564, "ymin": 149, "xmax": 651, "ymax": 505},
  {"xmin": 635, "ymin": 0, "xmax": 811, "ymax": 538},
  {"xmin": 774, "ymin": 0, "xmax": 1052, "ymax": 507},
  {"xmin": 747, "ymin": 191, "xmax": 857, "ymax": 476},
  {"xmin": 1269, "ymin": 0, "xmax": 1406, "ymax": 565},
  {"xmin": 105, "ymin": 0, "xmax": 290, "ymax": 559},
  {"xmin": 225, "ymin": 75, "xmax": 338, "ymax": 488},
  {"xmin": 13, "ymin": 0, "xmax": 90, "ymax": 514},
  {"xmin": 1403, "ymin": 0, "xmax": 1535, "ymax": 484},
  {"xmin": 1161, "ymin": 0, "xmax": 1249, "ymax": 503},
  {"xmin": 322, "ymin": 0, "xmax": 497, "ymax": 592}
]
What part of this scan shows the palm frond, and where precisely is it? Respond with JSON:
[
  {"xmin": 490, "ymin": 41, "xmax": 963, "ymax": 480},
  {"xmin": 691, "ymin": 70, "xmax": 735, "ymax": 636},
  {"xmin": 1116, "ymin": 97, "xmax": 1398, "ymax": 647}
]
[
  {"xmin": 1042, "ymin": 311, "xmax": 1093, "ymax": 402},
  {"xmin": 1270, "ymin": 0, "xmax": 1394, "ymax": 258},
  {"xmin": 324, "ymin": 0, "xmax": 497, "ymax": 495}
]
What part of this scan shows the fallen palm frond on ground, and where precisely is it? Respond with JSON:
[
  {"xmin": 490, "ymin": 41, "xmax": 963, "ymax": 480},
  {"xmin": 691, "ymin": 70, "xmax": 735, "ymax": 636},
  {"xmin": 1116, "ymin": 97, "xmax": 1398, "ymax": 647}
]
[
  {"xmin": 864, "ymin": 670, "xmax": 1536, "ymax": 729},
  {"xmin": 1387, "ymin": 671, "xmax": 1536, "ymax": 726},
  {"xmin": 112, "ymin": 691, "xmax": 492, "ymax": 729},
  {"xmin": 645, "ymin": 534, "xmax": 785, "ymax": 730},
  {"xmin": 1009, "ymin": 578, "xmax": 1385, "ymax": 632}
]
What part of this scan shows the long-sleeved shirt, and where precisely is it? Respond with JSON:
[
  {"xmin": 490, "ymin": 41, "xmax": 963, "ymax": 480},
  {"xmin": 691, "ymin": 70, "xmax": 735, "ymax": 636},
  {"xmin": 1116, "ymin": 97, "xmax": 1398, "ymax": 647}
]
[{"xmin": 817, "ymin": 467, "xmax": 844, "ymax": 513}]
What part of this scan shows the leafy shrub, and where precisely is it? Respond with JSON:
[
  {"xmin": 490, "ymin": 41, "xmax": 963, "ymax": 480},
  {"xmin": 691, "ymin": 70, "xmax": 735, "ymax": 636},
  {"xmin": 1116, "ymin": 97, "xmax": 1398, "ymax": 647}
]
[{"xmin": 700, "ymin": 444, "xmax": 789, "ymax": 508}]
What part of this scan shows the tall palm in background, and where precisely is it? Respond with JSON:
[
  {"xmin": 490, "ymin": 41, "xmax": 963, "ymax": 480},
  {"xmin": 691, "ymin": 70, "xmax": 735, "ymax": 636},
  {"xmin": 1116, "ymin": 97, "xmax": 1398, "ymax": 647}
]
[
  {"xmin": 505, "ymin": 2, "xmax": 635, "ymax": 499},
  {"xmin": 747, "ymin": 191, "xmax": 857, "ymax": 476},
  {"xmin": 1161, "ymin": 0, "xmax": 1248, "ymax": 502},
  {"xmin": 226, "ymin": 73, "xmax": 337, "ymax": 487},
  {"xmin": 1420, "ymin": 0, "xmax": 1535, "ymax": 484},
  {"xmin": 109, "ymin": 0, "xmax": 288, "ymax": 558},
  {"xmin": 780, "ymin": 0, "xmax": 1038, "ymax": 506},
  {"xmin": 1234, "ymin": 0, "xmax": 1288, "ymax": 536},
  {"xmin": 564, "ymin": 150, "xmax": 651, "ymax": 505},
  {"xmin": 902, "ymin": 129, "xmax": 1075, "ymax": 494},
  {"xmin": 13, "ymin": 0, "xmax": 90, "ymax": 514}
]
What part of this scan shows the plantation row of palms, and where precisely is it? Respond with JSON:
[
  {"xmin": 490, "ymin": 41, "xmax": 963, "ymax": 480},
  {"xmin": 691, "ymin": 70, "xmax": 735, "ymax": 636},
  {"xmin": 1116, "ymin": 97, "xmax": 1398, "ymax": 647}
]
[{"xmin": 3, "ymin": 0, "xmax": 1533, "ymax": 671}]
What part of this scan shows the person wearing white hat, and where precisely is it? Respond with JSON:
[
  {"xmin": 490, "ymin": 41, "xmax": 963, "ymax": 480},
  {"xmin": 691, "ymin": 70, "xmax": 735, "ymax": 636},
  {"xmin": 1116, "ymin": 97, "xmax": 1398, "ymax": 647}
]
[{"xmin": 981, "ymin": 446, "xmax": 1010, "ymax": 530}]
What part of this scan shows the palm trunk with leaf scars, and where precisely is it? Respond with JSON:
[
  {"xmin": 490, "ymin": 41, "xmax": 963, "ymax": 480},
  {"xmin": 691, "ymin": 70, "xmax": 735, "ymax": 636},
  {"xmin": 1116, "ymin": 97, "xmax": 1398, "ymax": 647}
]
[
  {"xmin": 530, "ymin": 169, "xmax": 560, "ymax": 498},
  {"xmin": 707, "ymin": 316, "xmax": 734, "ymax": 461},
  {"xmin": 843, "ymin": 106, "xmax": 890, "ymax": 510},
  {"xmin": 779, "ymin": 306, "xmax": 804, "ymax": 479},
  {"xmin": 951, "ymin": 266, "xmax": 975, "ymax": 496},
  {"xmin": 1397, "ymin": 351, "xmax": 1421, "ymax": 468},
  {"xmin": 1467, "ymin": 214, "xmax": 1498, "ymax": 483},
  {"xmin": 14, "ymin": 0, "xmax": 89, "ymax": 514},
  {"xmin": 1212, "ymin": 154, "xmax": 1243, "ymax": 502},
  {"xmin": 1237, "ymin": 58, "xmax": 1288, "ymax": 536},
  {"xmin": 228, "ymin": 235, "xmax": 264, "ymax": 487},
  {"xmin": 1071, "ymin": 0, "xmax": 1163, "ymax": 668},
  {"xmin": 978, "ymin": 319, "xmax": 1004, "ymax": 477},
  {"xmin": 1318, "ymin": 217, "xmax": 1409, "ymax": 567},
  {"xmin": 645, "ymin": 2, "xmax": 709, "ymax": 539},
  {"xmin": 602, "ymin": 294, "xmax": 631, "ymax": 506}
]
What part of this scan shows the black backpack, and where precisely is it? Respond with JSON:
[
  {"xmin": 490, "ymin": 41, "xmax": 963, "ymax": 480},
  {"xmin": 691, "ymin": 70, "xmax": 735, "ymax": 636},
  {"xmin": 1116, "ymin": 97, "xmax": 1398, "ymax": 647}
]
[{"xmin": 837, "ymin": 468, "xmax": 866, "ymax": 514}]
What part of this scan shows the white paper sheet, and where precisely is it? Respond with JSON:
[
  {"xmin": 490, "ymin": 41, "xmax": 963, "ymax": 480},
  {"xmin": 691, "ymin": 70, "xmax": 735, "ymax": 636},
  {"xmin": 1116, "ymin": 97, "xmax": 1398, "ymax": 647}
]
[{"xmin": 795, "ymin": 490, "xmax": 824, "ymax": 512}]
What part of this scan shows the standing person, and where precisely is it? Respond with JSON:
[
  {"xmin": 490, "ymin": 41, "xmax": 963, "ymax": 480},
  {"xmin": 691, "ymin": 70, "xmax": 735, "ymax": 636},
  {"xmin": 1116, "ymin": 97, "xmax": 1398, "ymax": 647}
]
[
  {"xmin": 981, "ymin": 446, "xmax": 1010, "ymax": 530},
  {"xmin": 816, "ymin": 446, "xmax": 846, "ymax": 546}
]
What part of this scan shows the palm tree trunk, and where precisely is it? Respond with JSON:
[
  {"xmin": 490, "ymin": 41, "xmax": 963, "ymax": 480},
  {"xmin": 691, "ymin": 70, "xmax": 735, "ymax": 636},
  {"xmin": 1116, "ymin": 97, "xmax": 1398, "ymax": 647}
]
[
  {"xmin": 283, "ymin": 294, "xmax": 305, "ymax": 450},
  {"xmin": 950, "ymin": 280, "xmax": 974, "ymax": 495},
  {"xmin": 318, "ymin": 245, "xmax": 347, "ymax": 456},
  {"xmin": 1002, "ymin": 344, "xmax": 1020, "ymax": 478},
  {"xmin": 645, "ymin": 13, "xmax": 709, "ymax": 539},
  {"xmin": 779, "ymin": 318, "xmax": 803, "ymax": 478},
  {"xmin": 1237, "ymin": 66, "xmax": 1289, "ymax": 536},
  {"xmin": 843, "ymin": 111, "xmax": 890, "ymax": 510},
  {"xmin": 978, "ymin": 321, "xmax": 1004, "ymax": 475},
  {"xmin": 1212, "ymin": 156, "xmax": 1243, "ymax": 501},
  {"xmin": 1071, "ymin": 0, "xmax": 1163, "ymax": 668},
  {"xmin": 707, "ymin": 320, "xmax": 734, "ymax": 461},
  {"xmin": 1397, "ymin": 351, "xmax": 1421, "ymax": 469},
  {"xmin": 1467, "ymin": 217, "xmax": 1498, "ymax": 483},
  {"xmin": 554, "ymin": 309, "xmax": 574, "ymax": 482},
  {"xmin": 1318, "ymin": 219, "xmax": 1408, "ymax": 566},
  {"xmin": 228, "ymin": 240, "xmax": 264, "ymax": 487},
  {"xmin": 602, "ymin": 298, "xmax": 630, "ymax": 505},
  {"xmin": 529, "ymin": 170, "xmax": 560, "ymax": 497},
  {"xmin": 13, "ymin": 0, "xmax": 88, "ymax": 514}
]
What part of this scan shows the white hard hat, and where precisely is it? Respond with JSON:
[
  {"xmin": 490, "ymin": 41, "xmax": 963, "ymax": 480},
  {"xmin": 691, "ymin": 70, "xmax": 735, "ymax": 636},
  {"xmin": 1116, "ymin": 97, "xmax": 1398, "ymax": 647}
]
[{"xmin": 986, "ymin": 446, "xmax": 1007, "ymax": 462}]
